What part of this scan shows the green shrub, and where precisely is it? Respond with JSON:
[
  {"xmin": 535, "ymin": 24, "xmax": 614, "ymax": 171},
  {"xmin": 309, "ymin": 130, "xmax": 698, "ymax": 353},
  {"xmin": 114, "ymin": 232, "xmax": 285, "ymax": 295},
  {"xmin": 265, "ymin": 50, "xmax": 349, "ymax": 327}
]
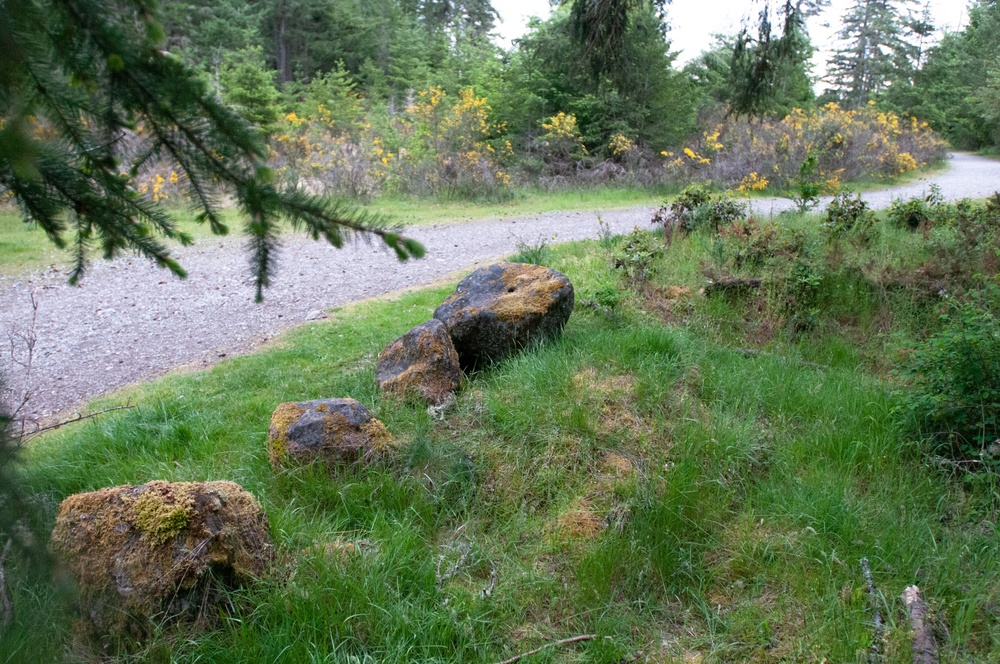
[
  {"xmin": 886, "ymin": 185, "xmax": 948, "ymax": 230},
  {"xmin": 887, "ymin": 197, "xmax": 932, "ymax": 230},
  {"xmin": 790, "ymin": 152, "xmax": 822, "ymax": 213},
  {"xmin": 822, "ymin": 191, "xmax": 875, "ymax": 239},
  {"xmin": 652, "ymin": 186, "xmax": 747, "ymax": 237},
  {"xmin": 510, "ymin": 236, "xmax": 552, "ymax": 265},
  {"xmin": 895, "ymin": 289, "xmax": 1000, "ymax": 464},
  {"xmin": 612, "ymin": 228, "xmax": 664, "ymax": 285},
  {"xmin": 673, "ymin": 184, "xmax": 713, "ymax": 214}
]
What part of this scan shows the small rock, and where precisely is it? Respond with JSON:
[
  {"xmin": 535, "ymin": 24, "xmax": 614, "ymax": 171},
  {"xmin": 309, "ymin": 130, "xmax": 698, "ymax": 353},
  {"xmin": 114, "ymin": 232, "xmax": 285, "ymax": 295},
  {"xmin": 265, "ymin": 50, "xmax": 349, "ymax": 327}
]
[
  {"xmin": 49, "ymin": 481, "xmax": 274, "ymax": 642},
  {"xmin": 267, "ymin": 398, "xmax": 394, "ymax": 468},
  {"xmin": 433, "ymin": 262, "xmax": 574, "ymax": 370},
  {"xmin": 376, "ymin": 319, "xmax": 461, "ymax": 405}
]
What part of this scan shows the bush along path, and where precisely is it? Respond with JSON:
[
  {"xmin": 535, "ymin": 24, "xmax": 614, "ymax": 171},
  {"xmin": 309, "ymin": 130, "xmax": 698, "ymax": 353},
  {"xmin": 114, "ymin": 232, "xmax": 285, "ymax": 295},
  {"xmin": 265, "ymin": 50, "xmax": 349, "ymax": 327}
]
[{"xmin": 2, "ymin": 152, "xmax": 1000, "ymax": 422}]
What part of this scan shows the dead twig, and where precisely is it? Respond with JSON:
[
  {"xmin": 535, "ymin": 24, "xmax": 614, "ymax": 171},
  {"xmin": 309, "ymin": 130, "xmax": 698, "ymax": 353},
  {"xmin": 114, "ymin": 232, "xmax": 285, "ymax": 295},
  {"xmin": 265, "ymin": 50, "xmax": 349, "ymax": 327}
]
[
  {"xmin": 20, "ymin": 403, "xmax": 135, "ymax": 442},
  {"xmin": 493, "ymin": 634, "xmax": 598, "ymax": 664},
  {"xmin": 861, "ymin": 557, "xmax": 883, "ymax": 662},
  {"xmin": 902, "ymin": 586, "xmax": 939, "ymax": 664},
  {"xmin": 0, "ymin": 538, "xmax": 12, "ymax": 632}
]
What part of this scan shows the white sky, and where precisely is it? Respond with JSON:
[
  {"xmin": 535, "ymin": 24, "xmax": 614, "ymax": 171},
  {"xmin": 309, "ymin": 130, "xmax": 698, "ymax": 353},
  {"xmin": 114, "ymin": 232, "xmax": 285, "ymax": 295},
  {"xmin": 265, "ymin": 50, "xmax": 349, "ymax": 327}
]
[{"xmin": 492, "ymin": 0, "xmax": 971, "ymax": 82}]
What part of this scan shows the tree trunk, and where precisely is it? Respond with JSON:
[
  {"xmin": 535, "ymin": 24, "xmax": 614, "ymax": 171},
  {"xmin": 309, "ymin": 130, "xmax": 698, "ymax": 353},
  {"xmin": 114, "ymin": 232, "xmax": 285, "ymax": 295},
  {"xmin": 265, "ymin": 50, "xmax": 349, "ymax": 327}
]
[{"xmin": 276, "ymin": 5, "xmax": 289, "ymax": 85}]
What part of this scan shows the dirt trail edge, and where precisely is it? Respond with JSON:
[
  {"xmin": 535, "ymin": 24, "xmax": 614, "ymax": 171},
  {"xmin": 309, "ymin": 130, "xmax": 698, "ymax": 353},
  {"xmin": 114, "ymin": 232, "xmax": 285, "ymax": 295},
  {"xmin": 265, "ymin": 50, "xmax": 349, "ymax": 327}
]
[{"xmin": 3, "ymin": 152, "xmax": 999, "ymax": 421}]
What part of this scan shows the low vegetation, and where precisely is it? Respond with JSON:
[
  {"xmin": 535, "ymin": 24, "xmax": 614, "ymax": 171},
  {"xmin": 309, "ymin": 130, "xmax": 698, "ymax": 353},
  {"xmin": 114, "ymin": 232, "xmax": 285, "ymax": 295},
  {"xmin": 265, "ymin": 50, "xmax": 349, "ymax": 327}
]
[{"xmin": 3, "ymin": 189, "xmax": 1000, "ymax": 661}]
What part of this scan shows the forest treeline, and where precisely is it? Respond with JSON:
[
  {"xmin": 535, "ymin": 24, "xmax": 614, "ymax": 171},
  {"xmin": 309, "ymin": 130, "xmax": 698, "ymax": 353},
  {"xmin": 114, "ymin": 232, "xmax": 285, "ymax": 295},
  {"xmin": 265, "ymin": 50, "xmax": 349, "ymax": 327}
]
[{"xmin": 144, "ymin": 0, "xmax": 995, "ymax": 199}]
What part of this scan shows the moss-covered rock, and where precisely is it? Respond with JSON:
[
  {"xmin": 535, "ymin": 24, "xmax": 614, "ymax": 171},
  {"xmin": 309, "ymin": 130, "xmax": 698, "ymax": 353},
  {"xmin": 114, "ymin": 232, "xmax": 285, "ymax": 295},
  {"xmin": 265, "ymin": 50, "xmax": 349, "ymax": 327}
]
[
  {"xmin": 267, "ymin": 398, "xmax": 394, "ymax": 468},
  {"xmin": 376, "ymin": 319, "xmax": 462, "ymax": 405},
  {"xmin": 49, "ymin": 481, "xmax": 273, "ymax": 641},
  {"xmin": 434, "ymin": 262, "xmax": 574, "ymax": 370}
]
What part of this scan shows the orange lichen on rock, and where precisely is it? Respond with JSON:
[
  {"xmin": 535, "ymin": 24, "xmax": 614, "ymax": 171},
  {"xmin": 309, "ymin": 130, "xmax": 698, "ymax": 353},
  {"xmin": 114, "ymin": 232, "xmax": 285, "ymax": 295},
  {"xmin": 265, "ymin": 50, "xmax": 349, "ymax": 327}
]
[
  {"xmin": 266, "ymin": 398, "xmax": 395, "ymax": 469},
  {"xmin": 49, "ymin": 481, "xmax": 274, "ymax": 641},
  {"xmin": 267, "ymin": 401, "xmax": 306, "ymax": 466},
  {"xmin": 492, "ymin": 263, "xmax": 571, "ymax": 322},
  {"xmin": 434, "ymin": 262, "xmax": 574, "ymax": 370},
  {"xmin": 376, "ymin": 319, "xmax": 462, "ymax": 405}
]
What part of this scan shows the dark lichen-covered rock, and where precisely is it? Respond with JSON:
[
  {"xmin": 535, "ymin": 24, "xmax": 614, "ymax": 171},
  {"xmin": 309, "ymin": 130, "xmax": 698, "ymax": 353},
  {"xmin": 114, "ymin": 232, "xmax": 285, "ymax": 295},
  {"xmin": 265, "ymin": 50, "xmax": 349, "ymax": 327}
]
[
  {"xmin": 267, "ymin": 398, "xmax": 394, "ymax": 468},
  {"xmin": 49, "ymin": 481, "xmax": 273, "ymax": 640},
  {"xmin": 433, "ymin": 262, "xmax": 574, "ymax": 369},
  {"xmin": 376, "ymin": 319, "xmax": 462, "ymax": 405}
]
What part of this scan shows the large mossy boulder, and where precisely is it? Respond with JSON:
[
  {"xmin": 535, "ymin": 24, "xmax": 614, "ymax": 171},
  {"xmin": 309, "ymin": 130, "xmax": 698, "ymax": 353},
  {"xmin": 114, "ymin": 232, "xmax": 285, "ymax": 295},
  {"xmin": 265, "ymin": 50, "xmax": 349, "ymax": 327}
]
[
  {"xmin": 49, "ymin": 481, "xmax": 273, "ymax": 640},
  {"xmin": 267, "ymin": 398, "xmax": 394, "ymax": 468},
  {"xmin": 376, "ymin": 319, "xmax": 462, "ymax": 405},
  {"xmin": 433, "ymin": 262, "xmax": 574, "ymax": 370}
]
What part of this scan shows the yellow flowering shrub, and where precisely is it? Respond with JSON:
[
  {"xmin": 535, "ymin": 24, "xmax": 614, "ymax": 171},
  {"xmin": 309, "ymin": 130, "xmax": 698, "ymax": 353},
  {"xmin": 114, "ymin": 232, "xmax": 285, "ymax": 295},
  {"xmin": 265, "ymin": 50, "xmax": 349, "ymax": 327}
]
[
  {"xmin": 269, "ymin": 85, "xmax": 511, "ymax": 200},
  {"xmin": 737, "ymin": 172, "xmax": 769, "ymax": 193},
  {"xmin": 668, "ymin": 104, "xmax": 947, "ymax": 190},
  {"xmin": 538, "ymin": 112, "xmax": 587, "ymax": 172}
]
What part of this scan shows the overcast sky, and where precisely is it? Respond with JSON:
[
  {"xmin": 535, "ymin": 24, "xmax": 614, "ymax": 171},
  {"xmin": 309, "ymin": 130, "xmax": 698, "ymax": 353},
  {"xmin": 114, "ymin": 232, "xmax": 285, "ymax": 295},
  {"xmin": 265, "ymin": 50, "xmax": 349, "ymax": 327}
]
[{"xmin": 491, "ymin": 0, "xmax": 971, "ymax": 82}]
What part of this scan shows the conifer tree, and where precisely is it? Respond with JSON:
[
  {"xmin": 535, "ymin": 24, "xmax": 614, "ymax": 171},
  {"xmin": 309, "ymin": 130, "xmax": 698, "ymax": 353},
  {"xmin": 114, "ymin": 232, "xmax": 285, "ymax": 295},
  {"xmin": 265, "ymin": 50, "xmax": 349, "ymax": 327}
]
[
  {"xmin": 729, "ymin": 0, "xmax": 827, "ymax": 118},
  {"xmin": 826, "ymin": 0, "xmax": 919, "ymax": 105},
  {"xmin": 219, "ymin": 47, "xmax": 282, "ymax": 131},
  {"xmin": 0, "ymin": 0, "xmax": 423, "ymax": 301}
]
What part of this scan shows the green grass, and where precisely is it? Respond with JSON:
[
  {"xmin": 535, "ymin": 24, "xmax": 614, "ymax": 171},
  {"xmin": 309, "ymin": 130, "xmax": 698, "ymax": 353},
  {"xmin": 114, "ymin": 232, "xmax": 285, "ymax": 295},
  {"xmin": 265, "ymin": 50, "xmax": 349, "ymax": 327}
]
[
  {"xmin": 4, "ymin": 208, "xmax": 1000, "ymax": 662},
  {"xmin": 976, "ymin": 148, "xmax": 1000, "ymax": 162},
  {"xmin": 367, "ymin": 185, "xmax": 670, "ymax": 226}
]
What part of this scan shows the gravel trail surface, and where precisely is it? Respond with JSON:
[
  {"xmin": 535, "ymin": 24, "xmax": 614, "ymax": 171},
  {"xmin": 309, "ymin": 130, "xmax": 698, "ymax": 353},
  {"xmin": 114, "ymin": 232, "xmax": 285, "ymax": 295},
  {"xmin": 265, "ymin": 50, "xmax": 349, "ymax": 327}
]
[{"xmin": 2, "ymin": 152, "xmax": 998, "ymax": 421}]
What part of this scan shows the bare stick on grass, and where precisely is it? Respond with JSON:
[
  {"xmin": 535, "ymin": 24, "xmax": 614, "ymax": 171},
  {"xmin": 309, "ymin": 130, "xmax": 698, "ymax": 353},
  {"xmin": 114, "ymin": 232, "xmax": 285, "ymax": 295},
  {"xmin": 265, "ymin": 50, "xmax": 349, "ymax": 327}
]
[
  {"xmin": 902, "ymin": 586, "xmax": 939, "ymax": 664},
  {"xmin": 861, "ymin": 557, "xmax": 883, "ymax": 662},
  {"xmin": 493, "ymin": 634, "xmax": 597, "ymax": 664}
]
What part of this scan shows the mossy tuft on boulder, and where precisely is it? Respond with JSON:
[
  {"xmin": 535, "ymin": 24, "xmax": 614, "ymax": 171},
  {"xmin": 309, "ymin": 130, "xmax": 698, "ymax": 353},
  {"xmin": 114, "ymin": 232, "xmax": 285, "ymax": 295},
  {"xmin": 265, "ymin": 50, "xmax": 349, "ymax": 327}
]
[{"xmin": 49, "ymin": 480, "xmax": 274, "ymax": 643}]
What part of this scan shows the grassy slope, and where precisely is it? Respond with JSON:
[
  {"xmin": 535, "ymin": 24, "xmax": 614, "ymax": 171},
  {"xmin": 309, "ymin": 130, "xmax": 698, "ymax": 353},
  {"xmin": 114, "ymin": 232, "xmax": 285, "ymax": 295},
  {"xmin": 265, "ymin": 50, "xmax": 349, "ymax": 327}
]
[{"xmin": 4, "ymin": 214, "xmax": 1000, "ymax": 662}]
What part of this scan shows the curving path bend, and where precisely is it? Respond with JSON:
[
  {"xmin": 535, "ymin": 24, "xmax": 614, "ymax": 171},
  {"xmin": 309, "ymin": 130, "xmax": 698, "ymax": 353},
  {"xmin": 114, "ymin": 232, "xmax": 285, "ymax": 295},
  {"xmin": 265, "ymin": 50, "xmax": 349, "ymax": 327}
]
[{"xmin": 2, "ymin": 152, "xmax": 999, "ymax": 421}]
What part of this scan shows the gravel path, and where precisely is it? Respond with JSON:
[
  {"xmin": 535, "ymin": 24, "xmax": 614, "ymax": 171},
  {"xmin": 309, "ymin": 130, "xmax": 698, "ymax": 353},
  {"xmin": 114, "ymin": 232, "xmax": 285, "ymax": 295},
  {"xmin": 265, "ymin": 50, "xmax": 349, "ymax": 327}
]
[{"xmin": 2, "ymin": 152, "xmax": 998, "ymax": 422}]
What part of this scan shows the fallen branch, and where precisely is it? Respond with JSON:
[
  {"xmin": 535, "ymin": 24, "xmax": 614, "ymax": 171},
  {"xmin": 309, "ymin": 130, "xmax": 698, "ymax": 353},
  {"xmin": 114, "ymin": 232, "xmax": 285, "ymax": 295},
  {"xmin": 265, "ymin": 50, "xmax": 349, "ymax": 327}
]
[
  {"xmin": 704, "ymin": 277, "xmax": 762, "ymax": 298},
  {"xmin": 861, "ymin": 557, "xmax": 883, "ymax": 662},
  {"xmin": 493, "ymin": 634, "xmax": 597, "ymax": 664},
  {"xmin": 0, "ymin": 538, "xmax": 12, "ymax": 632},
  {"xmin": 902, "ymin": 586, "xmax": 938, "ymax": 664},
  {"xmin": 21, "ymin": 403, "xmax": 135, "ymax": 442}
]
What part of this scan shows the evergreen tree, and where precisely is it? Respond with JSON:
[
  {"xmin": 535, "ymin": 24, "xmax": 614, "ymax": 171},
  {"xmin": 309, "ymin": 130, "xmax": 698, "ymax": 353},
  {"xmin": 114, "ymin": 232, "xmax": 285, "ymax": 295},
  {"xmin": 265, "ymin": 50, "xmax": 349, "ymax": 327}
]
[
  {"xmin": 0, "ymin": 0, "xmax": 423, "ymax": 301},
  {"xmin": 564, "ymin": 0, "xmax": 668, "ymax": 84},
  {"xmin": 825, "ymin": 0, "xmax": 919, "ymax": 105},
  {"xmin": 501, "ymin": 5, "xmax": 696, "ymax": 151},
  {"xmin": 220, "ymin": 47, "xmax": 282, "ymax": 130},
  {"xmin": 882, "ymin": 0, "xmax": 1000, "ymax": 148},
  {"xmin": 728, "ymin": 0, "xmax": 826, "ymax": 119},
  {"xmin": 299, "ymin": 65, "xmax": 365, "ymax": 132}
]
